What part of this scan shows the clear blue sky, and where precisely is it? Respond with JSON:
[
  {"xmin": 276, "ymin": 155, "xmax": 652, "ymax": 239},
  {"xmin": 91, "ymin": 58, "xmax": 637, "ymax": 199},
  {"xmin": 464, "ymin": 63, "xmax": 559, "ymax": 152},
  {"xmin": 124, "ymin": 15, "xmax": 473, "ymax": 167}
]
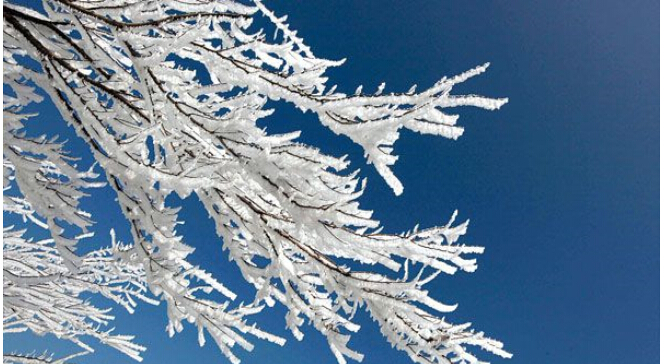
[{"xmin": 4, "ymin": 1, "xmax": 658, "ymax": 363}]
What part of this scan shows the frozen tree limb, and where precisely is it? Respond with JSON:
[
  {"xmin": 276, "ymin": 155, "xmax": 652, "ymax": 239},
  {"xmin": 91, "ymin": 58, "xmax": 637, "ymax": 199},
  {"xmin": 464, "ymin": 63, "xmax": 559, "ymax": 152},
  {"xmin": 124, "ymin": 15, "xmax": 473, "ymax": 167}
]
[{"xmin": 3, "ymin": 1, "xmax": 510, "ymax": 363}]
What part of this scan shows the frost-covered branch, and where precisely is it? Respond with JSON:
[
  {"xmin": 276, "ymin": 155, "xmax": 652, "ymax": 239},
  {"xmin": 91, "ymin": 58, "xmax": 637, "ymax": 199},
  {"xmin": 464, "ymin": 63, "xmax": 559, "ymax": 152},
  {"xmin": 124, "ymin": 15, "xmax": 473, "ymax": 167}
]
[
  {"xmin": 3, "ymin": 351, "xmax": 88, "ymax": 364},
  {"xmin": 2, "ymin": 227, "xmax": 154, "ymax": 360},
  {"xmin": 3, "ymin": 1, "xmax": 510, "ymax": 363}
]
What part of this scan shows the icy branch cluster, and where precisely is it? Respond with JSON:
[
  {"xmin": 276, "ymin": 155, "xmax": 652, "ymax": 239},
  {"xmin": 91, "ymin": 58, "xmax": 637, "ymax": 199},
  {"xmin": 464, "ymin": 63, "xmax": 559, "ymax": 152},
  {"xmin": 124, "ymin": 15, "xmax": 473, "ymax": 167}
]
[{"xmin": 3, "ymin": 1, "xmax": 510, "ymax": 363}]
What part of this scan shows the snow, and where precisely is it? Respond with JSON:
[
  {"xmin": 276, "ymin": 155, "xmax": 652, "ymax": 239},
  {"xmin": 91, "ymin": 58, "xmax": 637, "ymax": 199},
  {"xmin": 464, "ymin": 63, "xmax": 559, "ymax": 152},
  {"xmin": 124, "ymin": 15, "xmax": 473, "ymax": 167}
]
[{"xmin": 3, "ymin": 1, "xmax": 510, "ymax": 363}]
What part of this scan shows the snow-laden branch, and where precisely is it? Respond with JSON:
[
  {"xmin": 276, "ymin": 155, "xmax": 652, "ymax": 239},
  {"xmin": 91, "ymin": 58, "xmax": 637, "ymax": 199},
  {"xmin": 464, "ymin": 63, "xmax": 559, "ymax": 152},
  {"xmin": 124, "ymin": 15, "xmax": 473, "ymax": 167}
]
[
  {"xmin": 3, "ymin": 227, "xmax": 152, "ymax": 361},
  {"xmin": 3, "ymin": 1, "xmax": 510, "ymax": 363}
]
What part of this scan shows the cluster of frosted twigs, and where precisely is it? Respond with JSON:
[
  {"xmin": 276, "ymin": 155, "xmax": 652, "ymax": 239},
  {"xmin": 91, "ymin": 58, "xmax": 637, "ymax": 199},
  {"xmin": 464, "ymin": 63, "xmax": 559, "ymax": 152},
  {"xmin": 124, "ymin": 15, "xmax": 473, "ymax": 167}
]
[{"xmin": 3, "ymin": 1, "xmax": 509, "ymax": 363}]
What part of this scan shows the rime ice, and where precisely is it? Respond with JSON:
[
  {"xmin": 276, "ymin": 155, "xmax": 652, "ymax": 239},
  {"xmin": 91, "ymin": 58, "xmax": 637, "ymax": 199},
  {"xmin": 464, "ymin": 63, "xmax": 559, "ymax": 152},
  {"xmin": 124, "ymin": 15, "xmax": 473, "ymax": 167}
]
[{"xmin": 3, "ymin": 1, "xmax": 510, "ymax": 364}]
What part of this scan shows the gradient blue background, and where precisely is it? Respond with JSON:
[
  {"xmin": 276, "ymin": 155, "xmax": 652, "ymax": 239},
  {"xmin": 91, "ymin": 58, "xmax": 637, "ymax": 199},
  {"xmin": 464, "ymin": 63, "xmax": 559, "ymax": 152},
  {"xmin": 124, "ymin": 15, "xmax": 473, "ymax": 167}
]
[{"xmin": 4, "ymin": 1, "xmax": 659, "ymax": 363}]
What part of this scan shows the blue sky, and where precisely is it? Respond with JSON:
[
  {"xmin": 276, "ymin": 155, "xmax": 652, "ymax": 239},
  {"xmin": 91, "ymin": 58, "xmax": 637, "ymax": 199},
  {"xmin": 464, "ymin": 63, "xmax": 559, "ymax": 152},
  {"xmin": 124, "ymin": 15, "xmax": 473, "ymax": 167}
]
[{"xmin": 4, "ymin": 1, "xmax": 658, "ymax": 364}]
